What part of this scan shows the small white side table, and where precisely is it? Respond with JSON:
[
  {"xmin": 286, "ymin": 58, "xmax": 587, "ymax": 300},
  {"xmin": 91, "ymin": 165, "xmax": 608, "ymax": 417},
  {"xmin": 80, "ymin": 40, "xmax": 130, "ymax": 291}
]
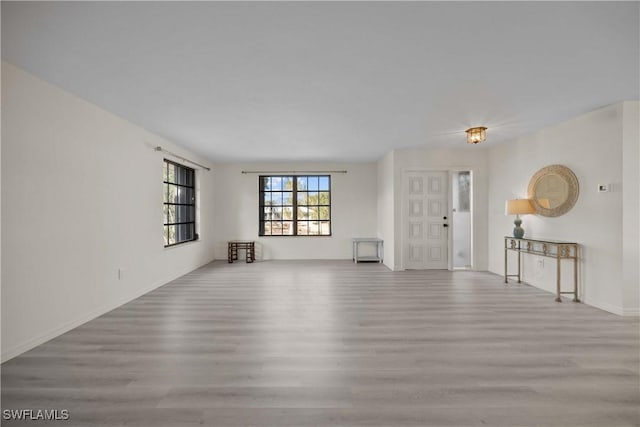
[{"xmin": 352, "ymin": 238, "xmax": 384, "ymax": 263}]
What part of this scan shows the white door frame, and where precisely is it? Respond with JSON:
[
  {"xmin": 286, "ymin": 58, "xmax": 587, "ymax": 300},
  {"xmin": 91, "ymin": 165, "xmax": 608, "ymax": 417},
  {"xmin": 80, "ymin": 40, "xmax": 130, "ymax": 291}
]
[{"xmin": 400, "ymin": 167, "xmax": 474, "ymax": 271}]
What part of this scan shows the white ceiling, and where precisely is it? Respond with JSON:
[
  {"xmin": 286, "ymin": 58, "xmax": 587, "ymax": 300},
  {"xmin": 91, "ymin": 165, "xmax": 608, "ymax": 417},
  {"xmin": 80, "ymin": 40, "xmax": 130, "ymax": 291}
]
[{"xmin": 2, "ymin": 2, "xmax": 638, "ymax": 163}]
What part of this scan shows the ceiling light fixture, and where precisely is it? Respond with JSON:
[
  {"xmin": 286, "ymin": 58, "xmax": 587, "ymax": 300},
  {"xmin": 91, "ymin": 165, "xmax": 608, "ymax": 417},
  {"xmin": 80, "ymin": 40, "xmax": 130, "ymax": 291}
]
[{"xmin": 465, "ymin": 126, "xmax": 487, "ymax": 144}]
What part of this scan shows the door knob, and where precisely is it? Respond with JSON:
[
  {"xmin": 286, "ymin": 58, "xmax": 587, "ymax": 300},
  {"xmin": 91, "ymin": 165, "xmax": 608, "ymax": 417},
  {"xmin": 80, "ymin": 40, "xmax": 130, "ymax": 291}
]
[
  {"xmin": 443, "ymin": 224, "xmax": 449, "ymax": 228},
  {"xmin": 443, "ymin": 216, "xmax": 447, "ymax": 220}
]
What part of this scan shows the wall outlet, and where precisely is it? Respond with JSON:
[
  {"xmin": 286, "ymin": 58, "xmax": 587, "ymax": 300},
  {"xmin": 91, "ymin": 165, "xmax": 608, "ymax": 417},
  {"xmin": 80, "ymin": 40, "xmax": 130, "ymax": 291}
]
[
  {"xmin": 118, "ymin": 269, "xmax": 123, "ymax": 280},
  {"xmin": 597, "ymin": 184, "xmax": 611, "ymax": 192}
]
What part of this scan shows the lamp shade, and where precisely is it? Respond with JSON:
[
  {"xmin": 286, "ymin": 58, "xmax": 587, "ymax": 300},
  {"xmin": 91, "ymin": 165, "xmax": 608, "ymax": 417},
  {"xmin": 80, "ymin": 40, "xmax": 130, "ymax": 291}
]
[{"xmin": 505, "ymin": 199, "xmax": 535, "ymax": 215}]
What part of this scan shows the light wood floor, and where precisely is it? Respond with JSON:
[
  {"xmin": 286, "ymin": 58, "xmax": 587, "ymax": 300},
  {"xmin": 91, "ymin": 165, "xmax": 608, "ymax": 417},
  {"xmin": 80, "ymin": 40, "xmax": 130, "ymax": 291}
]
[{"xmin": 2, "ymin": 260, "xmax": 639, "ymax": 426}]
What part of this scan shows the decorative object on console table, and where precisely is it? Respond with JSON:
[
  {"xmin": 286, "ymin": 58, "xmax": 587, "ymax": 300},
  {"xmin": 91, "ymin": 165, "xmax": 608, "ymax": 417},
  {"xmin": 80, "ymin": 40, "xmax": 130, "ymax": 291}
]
[{"xmin": 505, "ymin": 199, "xmax": 535, "ymax": 238}]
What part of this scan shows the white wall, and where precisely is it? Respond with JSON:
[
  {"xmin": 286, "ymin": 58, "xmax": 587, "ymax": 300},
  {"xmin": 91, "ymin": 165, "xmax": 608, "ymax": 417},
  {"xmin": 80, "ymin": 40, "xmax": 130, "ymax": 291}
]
[
  {"xmin": 392, "ymin": 148, "xmax": 489, "ymax": 271},
  {"xmin": 377, "ymin": 151, "xmax": 395, "ymax": 269},
  {"xmin": 487, "ymin": 102, "xmax": 639, "ymax": 315},
  {"xmin": 1, "ymin": 63, "xmax": 217, "ymax": 361},
  {"xmin": 211, "ymin": 162, "xmax": 377, "ymax": 260}
]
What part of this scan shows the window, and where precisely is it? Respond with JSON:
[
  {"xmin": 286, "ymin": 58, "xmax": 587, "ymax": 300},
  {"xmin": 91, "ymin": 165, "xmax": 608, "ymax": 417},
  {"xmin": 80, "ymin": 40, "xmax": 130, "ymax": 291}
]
[
  {"xmin": 259, "ymin": 175, "xmax": 331, "ymax": 236},
  {"xmin": 456, "ymin": 171, "xmax": 471, "ymax": 212},
  {"xmin": 163, "ymin": 160, "xmax": 196, "ymax": 246}
]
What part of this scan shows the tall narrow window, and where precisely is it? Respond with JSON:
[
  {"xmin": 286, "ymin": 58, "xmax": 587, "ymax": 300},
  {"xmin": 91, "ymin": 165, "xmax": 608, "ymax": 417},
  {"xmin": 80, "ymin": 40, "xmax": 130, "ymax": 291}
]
[
  {"xmin": 163, "ymin": 160, "xmax": 196, "ymax": 246},
  {"xmin": 259, "ymin": 175, "xmax": 331, "ymax": 236},
  {"xmin": 452, "ymin": 171, "xmax": 472, "ymax": 269}
]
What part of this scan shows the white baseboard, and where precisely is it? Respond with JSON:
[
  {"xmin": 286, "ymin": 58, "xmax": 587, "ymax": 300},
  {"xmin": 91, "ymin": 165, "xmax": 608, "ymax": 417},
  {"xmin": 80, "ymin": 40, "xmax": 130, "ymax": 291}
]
[
  {"xmin": 1, "ymin": 280, "xmax": 161, "ymax": 363},
  {"xmin": 486, "ymin": 267, "xmax": 631, "ymax": 316},
  {"xmin": 581, "ymin": 298, "xmax": 625, "ymax": 316},
  {"xmin": 1, "ymin": 258, "xmax": 215, "ymax": 363}
]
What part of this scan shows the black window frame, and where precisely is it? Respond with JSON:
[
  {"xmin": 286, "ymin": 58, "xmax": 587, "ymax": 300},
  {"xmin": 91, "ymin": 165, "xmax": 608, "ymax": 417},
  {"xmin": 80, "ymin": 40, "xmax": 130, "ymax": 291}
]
[
  {"xmin": 259, "ymin": 175, "xmax": 332, "ymax": 237},
  {"xmin": 163, "ymin": 159, "xmax": 197, "ymax": 247}
]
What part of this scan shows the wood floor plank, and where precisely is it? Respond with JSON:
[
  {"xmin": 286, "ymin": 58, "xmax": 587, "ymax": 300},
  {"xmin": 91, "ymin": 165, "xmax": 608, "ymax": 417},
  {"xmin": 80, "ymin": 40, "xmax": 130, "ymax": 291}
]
[{"xmin": 2, "ymin": 260, "xmax": 639, "ymax": 426}]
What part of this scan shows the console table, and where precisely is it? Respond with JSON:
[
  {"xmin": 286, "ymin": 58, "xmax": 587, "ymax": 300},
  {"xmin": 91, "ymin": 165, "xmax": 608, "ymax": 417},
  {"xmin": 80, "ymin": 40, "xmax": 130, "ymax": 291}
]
[
  {"xmin": 228, "ymin": 240, "xmax": 255, "ymax": 263},
  {"xmin": 504, "ymin": 237, "xmax": 579, "ymax": 302},
  {"xmin": 352, "ymin": 238, "xmax": 384, "ymax": 263}
]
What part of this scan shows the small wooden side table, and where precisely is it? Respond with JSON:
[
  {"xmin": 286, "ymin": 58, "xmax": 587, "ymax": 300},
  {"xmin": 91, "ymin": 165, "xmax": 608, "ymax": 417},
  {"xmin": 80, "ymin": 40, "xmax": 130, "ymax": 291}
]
[{"xmin": 228, "ymin": 241, "xmax": 255, "ymax": 263}]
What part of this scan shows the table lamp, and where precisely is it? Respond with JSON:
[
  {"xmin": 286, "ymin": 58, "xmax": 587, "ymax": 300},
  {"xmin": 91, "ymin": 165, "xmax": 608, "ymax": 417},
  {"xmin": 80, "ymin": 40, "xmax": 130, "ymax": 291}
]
[{"xmin": 505, "ymin": 199, "xmax": 535, "ymax": 238}]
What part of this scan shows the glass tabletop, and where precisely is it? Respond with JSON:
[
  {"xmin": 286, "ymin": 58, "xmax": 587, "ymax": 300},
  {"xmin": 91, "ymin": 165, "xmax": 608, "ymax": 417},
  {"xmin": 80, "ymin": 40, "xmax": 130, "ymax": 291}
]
[{"xmin": 504, "ymin": 236, "xmax": 577, "ymax": 244}]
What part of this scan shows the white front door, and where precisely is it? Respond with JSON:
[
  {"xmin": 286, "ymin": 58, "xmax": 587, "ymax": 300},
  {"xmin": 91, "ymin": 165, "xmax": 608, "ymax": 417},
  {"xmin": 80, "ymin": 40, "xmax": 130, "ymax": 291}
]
[{"xmin": 403, "ymin": 171, "xmax": 449, "ymax": 269}]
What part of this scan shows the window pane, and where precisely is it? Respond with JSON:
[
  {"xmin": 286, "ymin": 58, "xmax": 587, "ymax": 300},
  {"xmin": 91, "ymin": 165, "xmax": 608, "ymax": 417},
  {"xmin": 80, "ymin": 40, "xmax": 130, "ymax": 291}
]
[
  {"xmin": 308, "ymin": 221, "xmax": 319, "ymax": 235},
  {"xmin": 283, "ymin": 191, "xmax": 293, "ymax": 205},
  {"xmin": 297, "ymin": 191, "xmax": 308, "ymax": 204},
  {"xmin": 177, "ymin": 205, "xmax": 192, "ymax": 222},
  {"xmin": 263, "ymin": 192, "xmax": 272, "ymax": 205},
  {"xmin": 167, "ymin": 163, "xmax": 175, "ymax": 183},
  {"xmin": 319, "ymin": 176, "xmax": 329, "ymax": 191},
  {"xmin": 283, "ymin": 177, "xmax": 293, "ymax": 190},
  {"xmin": 308, "ymin": 207, "xmax": 319, "ymax": 220},
  {"xmin": 263, "ymin": 222, "xmax": 272, "ymax": 235},
  {"xmin": 297, "ymin": 176, "xmax": 307, "ymax": 190},
  {"xmin": 166, "ymin": 205, "xmax": 176, "ymax": 224},
  {"xmin": 297, "ymin": 207, "xmax": 308, "ymax": 220},
  {"xmin": 186, "ymin": 169, "xmax": 194, "ymax": 187},
  {"xmin": 307, "ymin": 192, "xmax": 318, "ymax": 204},
  {"xmin": 177, "ymin": 187, "xmax": 194, "ymax": 204},
  {"xmin": 163, "ymin": 163, "xmax": 168, "ymax": 182},
  {"xmin": 282, "ymin": 221, "xmax": 293, "ymax": 235},
  {"xmin": 176, "ymin": 167, "xmax": 186, "ymax": 185},
  {"xmin": 271, "ymin": 177, "xmax": 282, "ymax": 191},
  {"xmin": 457, "ymin": 171, "xmax": 471, "ymax": 212},
  {"xmin": 283, "ymin": 207, "xmax": 293, "ymax": 220},
  {"xmin": 168, "ymin": 184, "xmax": 178, "ymax": 204},
  {"xmin": 319, "ymin": 221, "xmax": 330, "ymax": 235},
  {"xmin": 308, "ymin": 176, "xmax": 319, "ymax": 191},
  {"xmin": 164, "ymin": 226, "xmax": 169, "ymax": 246},
  {"xmin": 167, "ymin": 225, "xmax": 177, "ymax": 245},
  {"xmin": 297, "ymin": 221, "xmax": 308, "ymax": 235},
  {"xmin": 318, "ymin": 192, "xmax": 330, "ymax": 205},
  {"xmin": 271, "ymin": 192, "xmax": 283, "ymax": 205},
  {"xmin": 163, "ymin": 183, "xmax": 168, "ymax": 203},
  {"xmin": 269, "ymin": 207, "xmax": 282, "ymax": 220},
  {"xmin": 177, "ymin": 223, "xmax": 194, "ymax": 241},
  {"xmin": 319, "ymin": 206, "xmax": 330, "ymax": 220},
  {"xmin": 271, "ymin": 221, "xmax": 283, "ymax": 235}
]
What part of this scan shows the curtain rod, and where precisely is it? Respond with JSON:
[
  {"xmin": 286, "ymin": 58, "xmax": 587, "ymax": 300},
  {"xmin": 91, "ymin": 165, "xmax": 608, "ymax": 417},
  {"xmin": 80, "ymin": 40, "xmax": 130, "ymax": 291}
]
[
  {"xmin": 155, "ymin": 146, "xmax": 210, "ymax": 171},
  {"xmin": 241, "ymin": 170, "xmax": 347, "ymax": 174}
]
